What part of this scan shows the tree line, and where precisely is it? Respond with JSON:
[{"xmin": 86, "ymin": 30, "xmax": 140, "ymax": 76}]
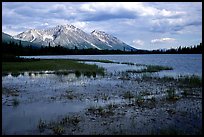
[{"xmin": 2, "ymin": 40, "xmax": 202, "ymax": 58}]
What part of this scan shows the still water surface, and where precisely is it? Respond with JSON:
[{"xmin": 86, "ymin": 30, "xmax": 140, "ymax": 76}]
[{"xmin": 22, "ymin": 54, "xmax": 202, "ymax": 77}]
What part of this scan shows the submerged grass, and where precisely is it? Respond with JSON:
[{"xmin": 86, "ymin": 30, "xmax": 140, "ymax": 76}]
[{"xmin": 2, "ymin": 59, "xmax": 105, "ymax": 75}]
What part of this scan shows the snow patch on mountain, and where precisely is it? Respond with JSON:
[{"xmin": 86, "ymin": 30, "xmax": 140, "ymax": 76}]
[{"xmin": 43, "ymin": 34, "xmax": 54, "ymax": 41}]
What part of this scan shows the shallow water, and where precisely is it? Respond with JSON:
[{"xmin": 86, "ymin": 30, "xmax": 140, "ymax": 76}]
[
  {"xmin": 2, "ymin": 100, "xmax": 85, "ymax": 134},
  {"xmin": 2, "ymin": 72, "xmax": 126, "ymax": 134},
  {"xmin": 3, "ymin": 54, "xmax": 202, "ymax": 134}
]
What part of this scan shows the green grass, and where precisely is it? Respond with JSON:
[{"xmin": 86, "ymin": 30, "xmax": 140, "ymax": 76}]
[
  {"xmin": 68, "ymin": 59, "xmax": 116, "ymax": 63},
  {"xmin": 2, "ymin": 59, "xmax": 105, "ymax": 75},
  {"xmin": 139, "ymin": 74, "xmax": 202, "ymax": 88},
  {"xmin": 126, "ymin": 65, "xmax": 173, "ymax": 73},
  {"xmin": 177, "ymin": 75, "xmax": 202, "ymax": 88}
]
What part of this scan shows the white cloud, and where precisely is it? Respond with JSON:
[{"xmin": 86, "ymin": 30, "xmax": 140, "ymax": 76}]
[
  {"xmin": 2, "ymin": 2, "xmax": 201, "ymax": 50},
  {"xmin": 41, "ymin": 22, "xmax": 49, "ymax": 26},
  {"xmin": 79, "ymin": 2, "xmax": 186, "ymax": 18},
  {"xmin": 133, "ymin": 40, "xmax": 144, "ymax": 46},
  {"xmin": 151, "ymin": 38, "xmax": 176, "ymax": 43}
]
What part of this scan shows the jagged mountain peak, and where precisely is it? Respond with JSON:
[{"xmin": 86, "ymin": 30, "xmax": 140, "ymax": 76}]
[
  {"xmin": 91, "ymin": 29, "xmax": 134, "ymax": 51},
  {"xmin": 12, "ymin": 24, "xmax": 136, "ymax": 51},
  {"xmin": 91, "ymin": 30, "xmax": 119, "ymax": 41}
]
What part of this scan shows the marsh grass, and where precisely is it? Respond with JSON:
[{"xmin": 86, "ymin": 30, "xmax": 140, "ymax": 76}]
[
  {"xmin": 87, "ymin": 105, "xmax": 114, "ymax": 117},
  {"xmin": 134, "ymin": 95, "xmax": 144, "ymax": 107},
  {"xmin": 2, "ymin": 88, "xmax": 19, "ymax": 96},
  {"xmin": 101, "ymin": 93, "xmax": 110, "ymax": 101},
  {"xmin": 107, "ymin": 103, "xmax": 118, "ymax": 110},
  {"xmin": 76, "ymin": 59, "xmax": 116, "ymax": 63},
  {"xmin": 65, "ymin": 90, "xmax": 76, "ymax": 100},
  {"xmin": 127, "ymin": 65, "xmax": 173, "ymax": 73},
  {"xmin": 38, "ymin": 119, "xmax": 47, "ymax": 132},
  {"xmin": 177, "ymin": 75, "xmax": 202, "ymax": 88},
  {"xmin": 52, "ymin": 125, "xmax": 65, "ymax": 135},
  {"xmin": 2, "ymin": 59, "xmax": 105, "ymax": 75},
  {"xmin": 12, "ymin": 98, "xmax": 20, "ymax": 107},
  {"xmin": 93, "ymin": 60, "xmax": 116, "ymax": 63},
  {"xmin": 55, "ymin": 71, "xmax": 70, "ymax": 75},
  {"xmin": 122, "ymin": 91, "xmax": 135, "ymax": 100},
  {"xmin": 139, "ymin": 74, "xmax": 201, "ymax": 88},
  {"xmin": 121, "ymin": 62, "xmax": 135, "ymax": 65},
  {"xmin": 37, "ymin": 115, "xmax": 81, "ymax": 134},
  {"xmin": 75, "ymin": 70, "xmax": 81, "ymax": 77},
  {"xmin": 11, "ymin": 72, "xmax": 20, "ymax": 77},
  {"xmin": 166, "ymin": 88, "xmax": 179, "ymax": 101}
]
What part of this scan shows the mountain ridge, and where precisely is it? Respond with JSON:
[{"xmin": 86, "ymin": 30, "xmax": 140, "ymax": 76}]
[{"xmin": 8, "ymin": 24, "xmax": 135, "ymax": 51}]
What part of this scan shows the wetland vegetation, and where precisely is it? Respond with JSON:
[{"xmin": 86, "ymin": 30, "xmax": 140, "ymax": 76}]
[
  {"xmin": 2, "ymin": 58, "xmax": 105, "ymax": 76},
  {"xmin": 2, "ymin": 54, "xmax": 202, "ymax": 135}
]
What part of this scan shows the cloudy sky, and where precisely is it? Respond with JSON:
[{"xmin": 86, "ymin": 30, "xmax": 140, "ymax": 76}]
[{"xmin": 2, "ymin": 2, "xmax": 202, "ymax": 50}]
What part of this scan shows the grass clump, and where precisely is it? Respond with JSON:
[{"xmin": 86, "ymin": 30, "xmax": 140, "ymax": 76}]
[
  {"xmin": 134, "ymin": 95, "xmax": 144, "ymax": 107},
  {"xmin": 166, "ymin": 88, "xmax": 179, "ymax": 101},
  {"xmin": 75, "ymin": 70, "xmax": 81, "ymax": 77},
  {"xmin": 65, "ymin": 90, "xmax": 76, "ymax": 100},
  {"xmin": 87, "ymin": 105, "xmax": 114, "ymax": 117},
  {"xmin": 122, "ymin": 91, "xmax": 135, "ymax": 100},
  {"xmin": 12, "ymin": 98, "xmax": 20, "ymax": 107},
  {"xmin": 52, "ymin": 125, "xmax": 65, "ymax": 135},
  {"xmin": 55, "ymin": 71, "xmax": 70, "ymax": 75},
  {"xmin": 177, "ymin": 75, "xmax": 202, "ymax": 88},
  {"xmin": 37, "ymin": 115, "xmax": 81, "ymax": 134},
  {"xmin": 107, "ymin": 103, "xmax": 118, "ymax": 110},
  {"xmin": 2, "ymin": 88, "xmax": 19, "ymax": 96},
  {"xmin": 11, "ymin": 72, "xmax": 20, "ymax": 77},
  {"xmin": 38, "ymin": 119, "xmax": 47, "ymax": 132},
  {"xmin": 101, "ymin": 93, "xmax": 110, "ymax": 101}
]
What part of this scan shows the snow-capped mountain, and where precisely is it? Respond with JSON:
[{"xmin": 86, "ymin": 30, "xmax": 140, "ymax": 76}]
[
  {"xmin": 13, "ymin": 24, "xmax": 135, "ymax": 50},
  {"xmin": 91, "ymin": 30, "xmax": 134, "ymax": 51},
  {"xmin": 2, "ymin": 32, "xmax": 41, "ymax": 48}
]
